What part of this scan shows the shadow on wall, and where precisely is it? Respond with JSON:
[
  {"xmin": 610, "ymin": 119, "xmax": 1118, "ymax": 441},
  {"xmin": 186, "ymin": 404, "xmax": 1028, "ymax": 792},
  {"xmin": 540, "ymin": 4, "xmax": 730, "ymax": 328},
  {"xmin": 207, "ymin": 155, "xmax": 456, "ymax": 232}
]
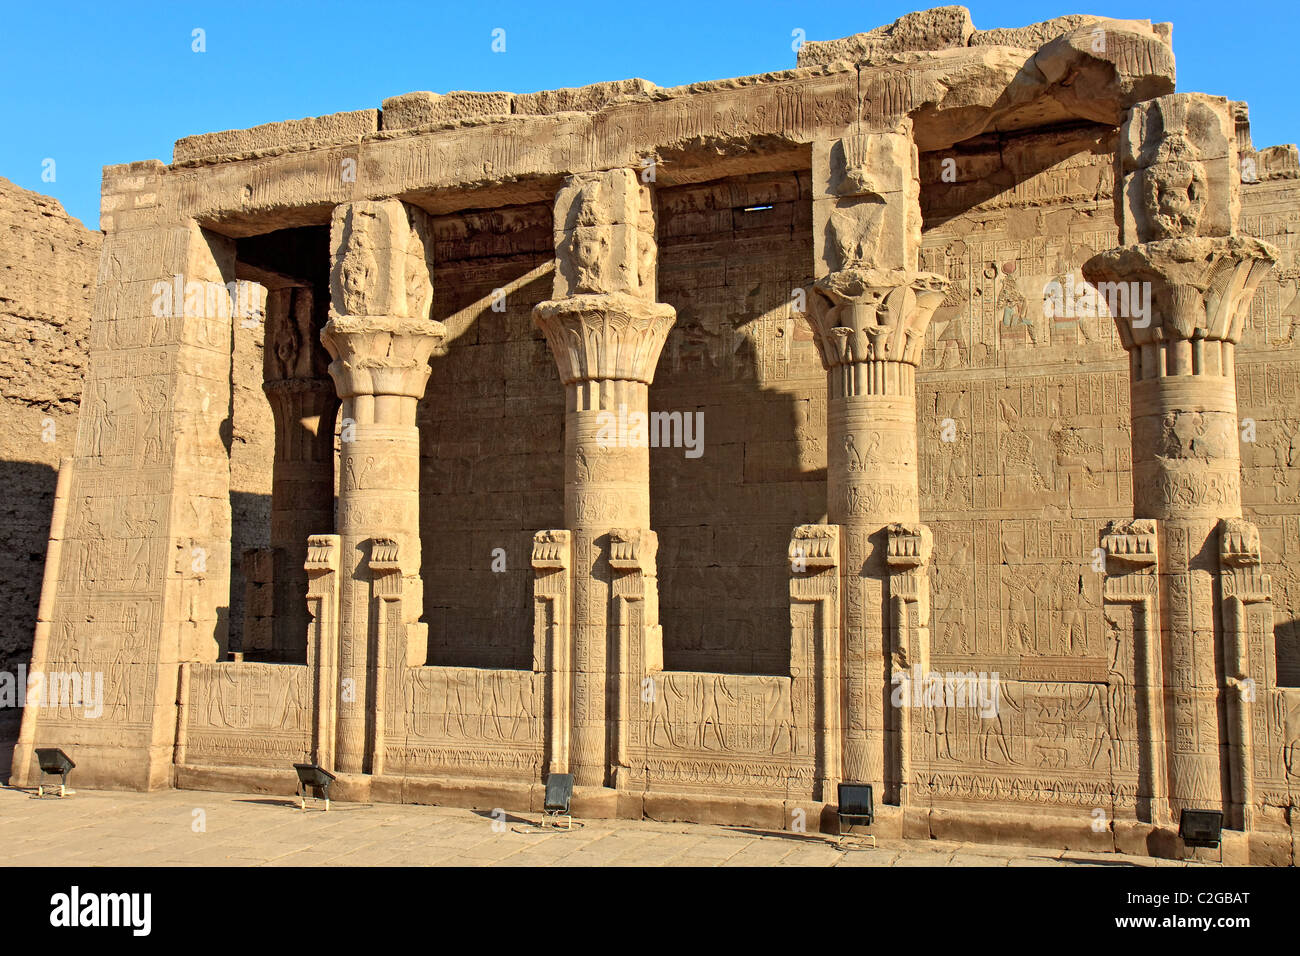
[
  {"xmin": 228, "ymin": 489, "xmax": 272, "ymax": 655},
  {"xmin": 420, "ymin": 213, "xmax": 564, "ymax": 671},
  {"xmin": 653, "ymin": 171, "xmax": 825, "ymax": 677},
  {"xmin": 0, "ymin": 459, "xmax": 58, "ymax": 678}
]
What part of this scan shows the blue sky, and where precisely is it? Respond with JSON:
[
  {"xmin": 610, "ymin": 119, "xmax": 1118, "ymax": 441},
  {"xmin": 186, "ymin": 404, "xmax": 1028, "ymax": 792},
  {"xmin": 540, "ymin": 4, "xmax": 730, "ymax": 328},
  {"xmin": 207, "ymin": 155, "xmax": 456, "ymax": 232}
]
[{"xmin": 1, "ymin": 0, "xmax": 1291, "ymax": 228}]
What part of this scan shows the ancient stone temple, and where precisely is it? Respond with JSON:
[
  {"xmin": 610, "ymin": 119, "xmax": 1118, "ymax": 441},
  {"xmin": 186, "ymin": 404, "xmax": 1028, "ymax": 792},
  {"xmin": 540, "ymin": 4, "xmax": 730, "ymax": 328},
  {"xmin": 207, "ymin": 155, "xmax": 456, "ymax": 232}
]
[{"xmin": 12, "ymin": 7, "xmax": 1300, "ymax": 863}]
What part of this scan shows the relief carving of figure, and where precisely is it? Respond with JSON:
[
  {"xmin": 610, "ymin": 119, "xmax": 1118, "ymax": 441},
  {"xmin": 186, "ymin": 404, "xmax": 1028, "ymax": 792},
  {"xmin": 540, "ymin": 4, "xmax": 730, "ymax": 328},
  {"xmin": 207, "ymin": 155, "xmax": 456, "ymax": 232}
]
[
  {"xmin": 270, "ymin": 309, "xmax": 302, "ymax": 380},
  {"xmin": 1141, "ymin": 142, "xmax": 1207, "ymax": 239},
  {"xmin": 340, "ymin": 215, "xmax": 378, "ymax": 315},
  {"xmin": 828, "ymin": 201, "xmax": 883, "ymax": 271},
  {"xmin": 698, "ymin": 676, "xmax": 736, "ymax": 751},
  {"xmin": 978, "ymin": 684, "xmax": 1022, "ymax": 765},
  {"xmin": 764, "ymin": 680, "xmax": 794, "ymax": 755}
]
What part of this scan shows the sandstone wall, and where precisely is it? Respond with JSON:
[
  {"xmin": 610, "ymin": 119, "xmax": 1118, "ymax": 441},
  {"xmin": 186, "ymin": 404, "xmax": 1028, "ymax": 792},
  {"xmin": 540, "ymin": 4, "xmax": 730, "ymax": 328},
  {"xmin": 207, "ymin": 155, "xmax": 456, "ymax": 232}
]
[
  {"xmin": 405, "ymin": 136, "xmax": 1300, "ymax": 701},
  {"xmin": 0, "ymin": 177, "xmax": 98, "ymax": 677},
  {"xmin": 420, "ymin": 203, "xmax": 562, "ymax": 669}
]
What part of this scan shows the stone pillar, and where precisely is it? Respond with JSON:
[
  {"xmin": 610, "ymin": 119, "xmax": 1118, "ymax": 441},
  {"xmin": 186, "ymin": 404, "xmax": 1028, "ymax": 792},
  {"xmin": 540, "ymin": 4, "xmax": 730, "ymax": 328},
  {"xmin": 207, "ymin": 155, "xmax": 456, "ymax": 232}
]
[
  {"xmin": 1085, "ymin": 93, "xmax": 1277, "ymax": 821},
  {"xmin": 305, "ymin": 533, "xmax": 341, "ymax": 771},
  {"xmin": 1101, "ymin": 519, "xmax": 1167, "ymax": 824},
  {"xmin": 263, "ymin": 283, "xmax": 338, "ymax": 659},
  {"xmin": 14, "ymin": 161, "xmax": 238, "ymax": 790},
  {"xmin": 886, "ymin": 522, "xmax": 932, "ymax": 806},
  {"xmin": 608, "ymin": 528, "xmax": 661, "ymax": 790},
  {"xmin": 808, "ymin": 121, "xmax": 946, "ymax": 797},
  {"xmin": 789, "ymin": 524, "xmax": 841, "ymax": 802},
  {"xmin": 533, "ymin": 168, "xmax": 675, "ymax": 788},
  {"xmin": 532, "ymin": 530, "xmax": 573, "ymax": 777},
  {"xmin": 1218, "ymin": 519, "xmax": 1273, "ymax": 830},
  {"xmin": 321, "ymin": 199, "xmax": 445, "ymax": 775}
]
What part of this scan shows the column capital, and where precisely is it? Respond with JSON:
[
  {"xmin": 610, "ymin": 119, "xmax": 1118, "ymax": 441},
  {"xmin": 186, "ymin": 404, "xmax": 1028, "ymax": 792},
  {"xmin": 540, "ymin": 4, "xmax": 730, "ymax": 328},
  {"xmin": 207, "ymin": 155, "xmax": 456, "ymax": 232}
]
[
  {"xmin": 1083, "ymin": 236, "xmax": 1277, "ymax": 351},
  {"xmin": 329, "ymin": 199, "xmax": 434, "ymax": 321},
  {"xmin": 533, "ymin": 293, "xmax": 676, "ymax": 386},
  {"xmin": 810, "ymin": 268, "xmax": 948, "ymax": 369},
  {"xmin": 1083, "ymin": 92, "xmax": 1278, "ymax": 355},
  {"xmin": 320, "ymin": 315, "xmax": 447, "ymax": 401}
]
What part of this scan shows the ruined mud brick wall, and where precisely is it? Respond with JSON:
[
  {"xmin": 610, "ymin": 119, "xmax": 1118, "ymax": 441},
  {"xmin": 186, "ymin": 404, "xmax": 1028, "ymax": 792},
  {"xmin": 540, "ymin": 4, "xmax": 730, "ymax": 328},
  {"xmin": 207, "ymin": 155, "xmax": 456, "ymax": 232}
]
[{"xmin": 0, "ymin": 177, "xmax": 98, "ymax": 677}]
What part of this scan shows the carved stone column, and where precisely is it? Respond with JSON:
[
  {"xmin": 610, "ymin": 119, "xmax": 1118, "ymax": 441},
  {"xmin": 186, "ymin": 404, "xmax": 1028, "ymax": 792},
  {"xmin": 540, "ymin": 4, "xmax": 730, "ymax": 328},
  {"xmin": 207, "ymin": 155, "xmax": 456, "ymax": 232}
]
[
  {"xmin": 1085, "ymin": 93, "xmax": 1278, "ymax": 822},
  {"xmin": 321, "ymin": 199, "xmax": 445, "ymax": 775},
  {"xmin": 263, "ymin": 283, "xmax": 338, "ymax": 660},
  {"xmin": 808, "ymin": 121, "xmax": 947, "ymax": 798},
  {"xmin": 533, "ymin": 169, "xmax": 675, "ymax": 788}
]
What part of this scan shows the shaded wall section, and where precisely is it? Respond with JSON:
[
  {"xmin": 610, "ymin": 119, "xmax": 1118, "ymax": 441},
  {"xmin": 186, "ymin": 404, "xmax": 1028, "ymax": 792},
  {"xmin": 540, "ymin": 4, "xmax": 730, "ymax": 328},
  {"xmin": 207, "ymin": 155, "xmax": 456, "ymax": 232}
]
[
  {"xmin": 420, "ymin": 202, "xmax": 563, "ymax": 669},
  {"xmin": 654, "ymin": 170, "xmax": 823, "ymax": 675}
]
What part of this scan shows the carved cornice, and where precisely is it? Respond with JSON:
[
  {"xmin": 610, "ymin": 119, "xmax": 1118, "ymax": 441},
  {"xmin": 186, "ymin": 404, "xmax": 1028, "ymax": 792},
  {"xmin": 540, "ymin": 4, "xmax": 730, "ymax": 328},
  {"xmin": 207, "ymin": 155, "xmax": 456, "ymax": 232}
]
[
  {"xmin": 533, "ymin": 293, "xmax": 676, "ymax": 386},
  {"xmin": 608, "ymin": 528, "xmax": 658, "ymax": 574},
  {"xmin": 1219, "ymin": 518, "xmax": 1262, "ymax": 568},
  {"xmin": 531, "ymin": 529, "xmax": 571, "ymax": 571},
  {"xmin": 809, "ymin": 268, "xmax": 948, "ymax": 369},
  {"xmin": 369, "ymin": 537, "xmax": 403, "ymax": 599},
  {"xmin": 1219, "ymin": 518, "xmax": 1271, "ymax": 607},
  {"xmin": 886, "ymin": 522, "xmax": 932, "ymax": 569},
  {"xmin": 305, "ymin": 534, "xmax": 341, "ymax": 577},
  {"xmin": 789, "ymin": 524, "xmax": 840, "ymax": 570},
  {"xmin": 320, "ymin": 315, "xmax": 447, "ymax": 400},
  {"xmin": 1102, "ymin": 518, "xmax": 1159, "ymax": 567}
]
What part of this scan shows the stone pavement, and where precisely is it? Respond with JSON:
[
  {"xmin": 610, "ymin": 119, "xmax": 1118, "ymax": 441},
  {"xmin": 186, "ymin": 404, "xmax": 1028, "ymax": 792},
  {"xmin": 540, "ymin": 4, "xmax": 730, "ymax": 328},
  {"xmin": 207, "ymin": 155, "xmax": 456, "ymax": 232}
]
[{"xmin": 0, "ymin": 785, "xmax": 1216, "ymax": 867}]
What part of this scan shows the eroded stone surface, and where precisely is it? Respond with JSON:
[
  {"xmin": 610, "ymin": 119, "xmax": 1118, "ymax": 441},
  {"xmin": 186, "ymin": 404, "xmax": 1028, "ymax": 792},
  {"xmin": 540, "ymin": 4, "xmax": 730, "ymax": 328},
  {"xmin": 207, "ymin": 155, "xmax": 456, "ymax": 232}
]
[
  {"xmin": 7, "ymin": 8, "xmax": 1300, "ymax": 866},
  {"xmin": 0, "ymin": 178, "xmax": 98, "ymax": 678}
]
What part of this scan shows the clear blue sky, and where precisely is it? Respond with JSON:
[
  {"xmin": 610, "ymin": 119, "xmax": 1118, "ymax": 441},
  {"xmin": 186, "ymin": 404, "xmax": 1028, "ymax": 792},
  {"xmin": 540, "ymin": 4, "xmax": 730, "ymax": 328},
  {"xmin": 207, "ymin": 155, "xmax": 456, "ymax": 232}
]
[{"xmin": 1, "ymin": 0, "xmax": 1292, "ymax": 228}]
